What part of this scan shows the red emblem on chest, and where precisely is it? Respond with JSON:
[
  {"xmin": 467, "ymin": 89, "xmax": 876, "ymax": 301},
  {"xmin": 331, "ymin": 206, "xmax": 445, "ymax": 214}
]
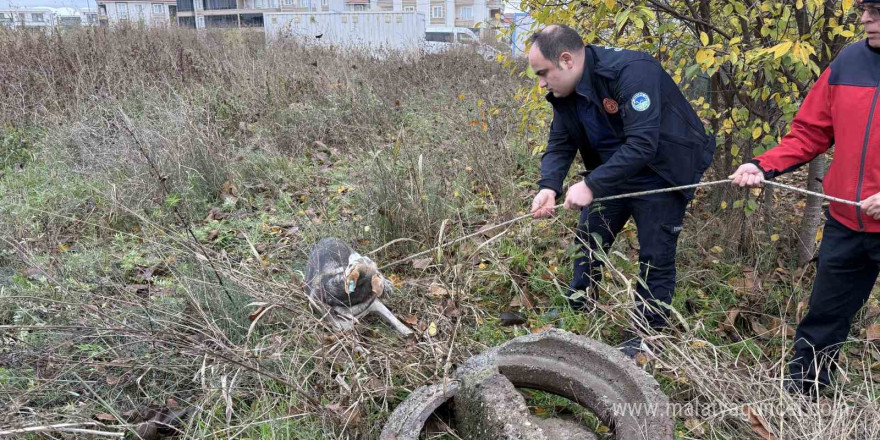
[{"xmin": 603, "ymin": 98, "xmax": 619, "ymax": 114}]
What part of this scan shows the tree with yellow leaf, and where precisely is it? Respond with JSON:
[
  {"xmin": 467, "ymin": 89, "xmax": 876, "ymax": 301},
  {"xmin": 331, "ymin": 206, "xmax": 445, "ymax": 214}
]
[{"xmin": 506, "ymin": 0, "xmax": 862, "ymax": 262}]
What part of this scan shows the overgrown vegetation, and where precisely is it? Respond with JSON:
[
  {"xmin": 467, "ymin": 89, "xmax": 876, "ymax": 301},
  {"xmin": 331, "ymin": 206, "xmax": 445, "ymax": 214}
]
[{"xmin": 0, "ymin": 24, "xmax": 878, "ymax": 440}]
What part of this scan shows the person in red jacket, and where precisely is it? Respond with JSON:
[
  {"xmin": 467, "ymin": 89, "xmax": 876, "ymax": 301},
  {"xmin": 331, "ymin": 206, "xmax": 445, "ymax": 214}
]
[{"xmin": 730, "ymin": 0, "xmax": 880, "ymax": 396}]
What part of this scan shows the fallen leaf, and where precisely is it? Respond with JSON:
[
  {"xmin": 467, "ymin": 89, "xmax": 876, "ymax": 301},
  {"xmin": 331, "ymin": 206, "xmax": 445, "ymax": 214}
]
[
  {"xmin": 207, "ymin": 229, "xmax": 219, "ymax": 241},
  {"xmin": 248, "ymin": 305, "xmax": 268, "ymax": 322},
  {"xmin": 95, "ymin": 413, "xmax": 116, "ymax": 422},
  {"xmin": 750, "ymin": 318, "xmax": 771, "ymax": 338},
  {"xmin": 710, "ymin": 245, "xmax": 723, "ymax": 254},
  {"xmin": 743, "ymin": 405, "xmax": 776, "ymax": 440},
  {"xmin": 221, "ymin": 180, "xmax": 239, "ymax": 196},
  {"xmin": 403, "ymin": 315, "xmax": 418, "ymax": 327},
  {"xmin": 769, "ymin": 317, "xmax": 795, "ymax": 339},
  {"xmin": 428, "ymin": 283, "xmax": 449, "ymax": 297},
  {"xmin": 867, "ymin": 323, "xmax": 880, "ymax": 341},
  {"xmin": 719, "ymin": 308, "xmax": 741, "ymax": 333},
  {"xmin": 205, "ymin": 207, "xmax": 227, "ymax": 221},
  {"xmin": 441, "ymin": 298, "xmax": 461, "ymax": 318},
  {"xmin": 498, "ymin": 311, "xmax": 527, "ymax": 327},
  {"xmin": 427, "ymin": 322, "xmax": 438, "ymax": 337},
  {"xmin": 509, "ymin": 292, "xmax": 535, "ymax": 310},
  {"xmin": 530, "ymin": 323, "xmax": 553, "ymax": 333},
  {"xmin": 412, "ymin": 258, "xmax": 432, "ymax": 270}
]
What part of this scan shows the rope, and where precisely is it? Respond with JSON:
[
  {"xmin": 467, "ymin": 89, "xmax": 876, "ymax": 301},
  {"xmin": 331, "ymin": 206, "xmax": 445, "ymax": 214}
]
[{"xmin": 377, "ymin": 179, "xmax": 861, "ymax": 270}]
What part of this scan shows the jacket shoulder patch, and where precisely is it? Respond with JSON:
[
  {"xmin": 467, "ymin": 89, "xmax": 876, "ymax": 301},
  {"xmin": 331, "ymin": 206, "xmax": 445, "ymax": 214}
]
[{"xmin": 631, "ymin": 92, "xmax": 651, "ymax": 112}]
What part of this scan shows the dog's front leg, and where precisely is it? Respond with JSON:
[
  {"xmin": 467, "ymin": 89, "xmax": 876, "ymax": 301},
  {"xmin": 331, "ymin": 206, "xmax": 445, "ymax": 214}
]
[{"xmin": 367, "ymin": 300, "xmax": 413, "ymax": 337}]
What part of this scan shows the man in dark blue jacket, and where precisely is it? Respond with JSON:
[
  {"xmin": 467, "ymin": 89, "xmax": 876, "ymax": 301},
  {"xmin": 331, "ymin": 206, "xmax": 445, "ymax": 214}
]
[{"xmin": 528, "ymin": 25, "xmax": 715, "ymax": 356}]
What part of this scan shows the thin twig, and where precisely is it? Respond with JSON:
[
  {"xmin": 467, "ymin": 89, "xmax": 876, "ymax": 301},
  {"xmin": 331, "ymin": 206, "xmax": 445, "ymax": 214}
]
[
  {"xmin": 116, "ymin": 108, "xmax": 236, "ymax": 304},
  {"xmin": 0, "ymin": 422, "xmax": 123, "ymax": 438}
]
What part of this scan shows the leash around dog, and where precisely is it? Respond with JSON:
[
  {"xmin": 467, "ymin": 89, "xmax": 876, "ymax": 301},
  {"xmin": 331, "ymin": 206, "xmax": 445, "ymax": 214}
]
[{"xmin": 375, "ymin": 179, "xmax": 861, "ymax": 271}]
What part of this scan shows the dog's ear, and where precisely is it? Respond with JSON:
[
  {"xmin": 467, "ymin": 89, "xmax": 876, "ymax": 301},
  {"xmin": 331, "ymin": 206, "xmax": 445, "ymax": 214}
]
[
  {"xmin": 371, "ymin": 275, "xmax": 384, "ymax": 297},
  {"xmin": 346, "ymin": 267, "xmax": 361, "ymax": 294}
]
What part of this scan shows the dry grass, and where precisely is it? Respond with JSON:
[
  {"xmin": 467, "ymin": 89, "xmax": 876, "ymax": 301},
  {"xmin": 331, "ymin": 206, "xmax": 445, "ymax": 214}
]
[{"xmin": 1, "ymin": 24, "xmax": 879, "ymax": 440}]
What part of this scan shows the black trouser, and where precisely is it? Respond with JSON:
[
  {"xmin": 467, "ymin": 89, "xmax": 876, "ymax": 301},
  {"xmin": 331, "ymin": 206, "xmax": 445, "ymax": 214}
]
[
  {"xmin": 790, "ymin": 211, "xmax": 879, "ymax": 388},
  {"xmin": 569, "ymin": 190, "xmax": 688, "ymax": 329}
]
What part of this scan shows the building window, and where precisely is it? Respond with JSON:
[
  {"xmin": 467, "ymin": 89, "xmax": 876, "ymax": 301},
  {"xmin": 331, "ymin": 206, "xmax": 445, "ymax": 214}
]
[
  {"xmin": 153, "ymin": 4, "xmax": 163, "ymax": 14},
  {"xmin": 135, "ymin": 4, "xmax": 146, "ymax": 19},
  {"xmin": 117, "ymin": 3, "xmax": 129, "ymax": 19},
  {"xmin": 403, "ymin": 5, "xmax": 414, "ymax": 11},
  {"xmin": 32, "ymin": 13, "xmax": 45, "ymax": 22},
  {"xmin": 430, "ymin": 5, "xmax": 442, "ymax": 18},
  {"xmin": 284, "ymin": 0, "xmax": 292, "ymax": 5},
  {"xmin": 87, "ymin": 13, "xmax": 97, "ymax": 23},
  {"xmin": 458, "ymin": 6, "xmax": 472, "ymax": 19},
  {"xmin": 351, "ymin": 3, "xmax": 366, "ymax": 10},
  {"xmin": 298, "ymin": 0, "xmax": 309, "ymax": 7},
  {"xmin": 321, "ymin": 0, "xmax": 327, "ymax": 6}
]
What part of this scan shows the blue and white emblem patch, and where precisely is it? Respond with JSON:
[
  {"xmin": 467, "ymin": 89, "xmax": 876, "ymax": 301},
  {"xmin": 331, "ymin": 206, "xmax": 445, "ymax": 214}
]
[{"xmin": 631, "ymin": 92, "xmax": 651, "ymax": 112}]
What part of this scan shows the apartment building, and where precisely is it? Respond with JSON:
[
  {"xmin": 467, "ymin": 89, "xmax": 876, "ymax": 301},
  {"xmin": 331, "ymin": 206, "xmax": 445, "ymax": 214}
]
[
  {"xmin": 175, "ymin": 0, "xmax": 345, "ymax": 28},
  {"xmin": 96, "ymin": 0, "xmax": 178, "ymax": 27},
  {"xmin": 175, "ymin": 0, "xmax": 498, "ymax": 35},
  {"xmin": 0, "ymin": 9, "xmax": 56, "ymax": 29}
]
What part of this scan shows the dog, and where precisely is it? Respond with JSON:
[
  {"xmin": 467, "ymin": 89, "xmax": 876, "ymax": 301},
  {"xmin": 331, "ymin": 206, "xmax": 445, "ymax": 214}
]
[{"xmin": 304, "ymin": 237, "xmax": 412, "ymax": 336}]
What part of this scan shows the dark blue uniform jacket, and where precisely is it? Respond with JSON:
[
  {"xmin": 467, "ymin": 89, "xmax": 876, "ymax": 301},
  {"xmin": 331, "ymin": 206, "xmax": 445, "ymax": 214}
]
[{"xmin": 538, "ymin": 45, "xmax": 715, "ymax": 199}]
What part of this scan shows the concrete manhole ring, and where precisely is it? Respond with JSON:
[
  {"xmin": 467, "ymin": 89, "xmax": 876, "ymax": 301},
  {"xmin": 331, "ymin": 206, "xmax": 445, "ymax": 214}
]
[{"xmin": 380, "ymin": 329, "xmax": 673, "ymax": 440}]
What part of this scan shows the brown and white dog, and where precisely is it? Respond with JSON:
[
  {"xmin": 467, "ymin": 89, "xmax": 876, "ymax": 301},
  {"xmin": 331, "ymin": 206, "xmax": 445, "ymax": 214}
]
[{"xmin": 304, "ymin": 237, "xmax": 412, "ymax": 336}]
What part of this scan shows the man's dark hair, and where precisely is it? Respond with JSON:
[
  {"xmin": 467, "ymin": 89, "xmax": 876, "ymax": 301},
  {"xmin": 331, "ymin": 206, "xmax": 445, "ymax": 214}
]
[{"xmin": 528, "ymin": 25, "xmax": 585, "ymax": 67}]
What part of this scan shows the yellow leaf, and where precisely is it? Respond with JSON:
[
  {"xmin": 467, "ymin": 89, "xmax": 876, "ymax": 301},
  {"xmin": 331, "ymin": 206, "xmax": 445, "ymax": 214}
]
[
  {"xmin": 700, "ymin": 31, "xmax": 709, "ymax": 46},
  {"xmin": 771, "ymin": 41, "xmax": 793, "ymax": 59},
  {"xmin": 603, "ymin": 0, "xmax": 615, "ymax": 9},
  {"xmin": 843, "ymin": 0, "xmax": 854, "ymax": 13},
  {"xmin": 816, "ymin": 227, "xmax": 824, "ymax": 242},
  {"xmin": 721, "ymin": 201, "xmax": 728, "ymax": 209},
  {"xmin": 57, "ymin": 244, "xmax": 70, "ymax": 252},
  {"xmin": 696, "ymin": 49, "xmax": 715, "ymax": 67},
  {"xmin": 427, "ymin": 321, "xmax": 438, "ymax": 337},
  {"xmin": 752, "ymin": 127, "xmax": 762, "ymax": 140},
  {"xmin": 711, "ymin": 246, "xmax": 723, "ymax": 254},
  {"xmin": 771, "ymin": 234, "xmax": 780, "ymax": 242},
  {"xmin": 477, "ymin": 99, "xmax": 484, "ymax": 108},
  {"xmin": 458, "ymin": 93, "xmax": 465, "ymax": 100},
  {"xmin": 596, "ymin": 426, "xmax": 611, "ymax": 433}
]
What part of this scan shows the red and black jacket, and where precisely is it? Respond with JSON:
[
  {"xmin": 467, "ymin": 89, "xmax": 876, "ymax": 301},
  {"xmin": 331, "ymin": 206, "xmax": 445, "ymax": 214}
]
[{"xmin": 753, "ymin": 40, "xmax": 880, "ymax": 231}]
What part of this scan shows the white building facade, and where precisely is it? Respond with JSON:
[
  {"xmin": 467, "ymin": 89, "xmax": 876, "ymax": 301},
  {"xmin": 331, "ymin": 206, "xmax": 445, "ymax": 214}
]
[
  {"xmin": 97, "ymin": 0, "xmax": 178, "ymax": 26},
  {"xmin": 0, "ymin": 9, "xmax": 57, "ymax": 29}
]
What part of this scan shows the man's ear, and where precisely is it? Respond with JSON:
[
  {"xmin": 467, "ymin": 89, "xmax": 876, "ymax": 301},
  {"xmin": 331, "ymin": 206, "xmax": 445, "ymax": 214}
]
[
  {"xmin": 559, "ymin": 51, "xmax": 573, "ymax": 69},
  {"xmin": 371, "ymin": 275, "xmax": 384, "ymax": 297}
]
